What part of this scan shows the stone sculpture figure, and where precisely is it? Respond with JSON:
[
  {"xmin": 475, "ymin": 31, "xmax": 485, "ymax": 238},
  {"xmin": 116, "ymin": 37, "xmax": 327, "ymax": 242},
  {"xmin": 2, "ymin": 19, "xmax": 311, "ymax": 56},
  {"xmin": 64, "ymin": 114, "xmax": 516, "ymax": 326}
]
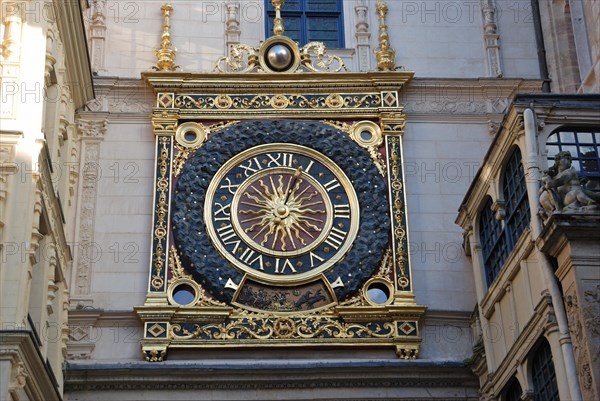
[{"xmin": 539, "ymin": 151, "xmax": 600, "ymax": 219}]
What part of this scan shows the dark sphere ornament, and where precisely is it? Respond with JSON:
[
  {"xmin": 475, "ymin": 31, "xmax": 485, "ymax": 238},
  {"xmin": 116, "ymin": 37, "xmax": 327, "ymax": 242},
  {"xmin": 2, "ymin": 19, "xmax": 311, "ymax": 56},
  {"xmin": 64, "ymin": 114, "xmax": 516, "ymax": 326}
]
[{"xmin": 266, "ymin": 44, "xmax": 293, "ymax": 71}]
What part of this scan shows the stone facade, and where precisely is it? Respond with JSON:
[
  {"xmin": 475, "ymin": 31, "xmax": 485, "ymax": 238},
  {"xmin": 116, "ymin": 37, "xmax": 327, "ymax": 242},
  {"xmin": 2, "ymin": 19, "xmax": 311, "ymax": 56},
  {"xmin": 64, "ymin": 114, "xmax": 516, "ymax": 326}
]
[
  {"xmin": 0, "ymin": 0, "xmax": 93, "ymax": 399},
  {"xmin": 1, "ymin": 1, "xmax": 598, "ymax": 400}
]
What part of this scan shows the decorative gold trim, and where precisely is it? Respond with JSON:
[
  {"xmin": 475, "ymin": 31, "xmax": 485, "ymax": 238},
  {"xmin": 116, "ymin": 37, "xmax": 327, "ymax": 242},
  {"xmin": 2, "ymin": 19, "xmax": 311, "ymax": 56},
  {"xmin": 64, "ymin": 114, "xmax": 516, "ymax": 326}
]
[
  {"xmin": 173, "ymin": 121, "xmax": 240, "ymax": 177},
  {"xmin": 168, "ymin": 246, "xmax": 192, "ymax": 282},
  {"xmin": 301, "ymin": 42, "xmax": 349, "ymax": 73},
  {"xmin": 322, "ymin": 119, "xmax": 386, "ymax": 176},
  {"xmin": 175, "ymin": 122, "xmax": 207, "ymax": 148},
  {"xmin": 375, "ymin": 1, "xmax": 397, "ymax": 71},
  {"xmin": 153, "ymin": 4, "xmax": 179, "ymax": 72},
  {"xmin": 169, "ymin": 316, "xmax": 397, "ymax": 341},
  {"xmin": 214, "ymin": 44, "xmax": 259, "ymax": 73},
  {"xmin": 168, "ymin": 246, "xmax": 228, "ymax": 308},
  {"xmin": 387, "ymin": 136, "xmax": 409, "ymax": 289},
  {"xmin": 150, "ymin": 137, "xmax": 171, "ymax": 291},
  {"xmin": 175, "ymin": 94, "xmax": 381, "ymax": 111},
  {"xmin": 272, "ymin": 0, "xmax": 285, "ymax": 36}
]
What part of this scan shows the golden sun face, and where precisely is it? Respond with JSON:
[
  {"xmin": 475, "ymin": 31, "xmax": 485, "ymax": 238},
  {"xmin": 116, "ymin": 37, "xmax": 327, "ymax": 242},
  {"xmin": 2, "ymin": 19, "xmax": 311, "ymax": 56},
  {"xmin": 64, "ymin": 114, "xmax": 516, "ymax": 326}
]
[{"xmin": 236, "ymin": 167, "xmax": 330, "ymax": 254}]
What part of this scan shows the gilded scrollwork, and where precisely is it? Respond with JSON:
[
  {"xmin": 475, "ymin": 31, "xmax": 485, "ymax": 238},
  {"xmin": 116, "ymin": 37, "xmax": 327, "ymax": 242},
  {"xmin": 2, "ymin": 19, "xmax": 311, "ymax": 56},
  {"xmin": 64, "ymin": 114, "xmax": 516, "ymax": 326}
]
[
  {"xmin": 151, "ymin": 137, "xmax": 171, "ymax": 291},
  {"xmin": 170, "ymin": 316, "xmax": 396, "ymax": 341},
  {"xmin": 173, "ymin": 121, "xmax": 240, "ymax": 177},
  {"xmin": 214, "ymin": 44, "xmax": 259, "ymax": 73},
  {"xmin": 213, "ymin": 39, "xmax": 347, "ymax": 74},
  {"xmin": 321, "ymin": 119, "xmax": 386, "ymax": 176},
  {"xmin": 300, "ymin": 42, "xmax": 349, "ymax": 73},
  {"xmin": 339, "ymin": 248, "xmax": 393, "ymax": 308},
  {"xmin": 168, "ymin": 246, "xmax": 192, "ymax": 282},
  {"xmin": 174, "ymin": 94, "xmax": 381, "ymax": 111},
  {"xmin": 168, "ymin": 246, "xmax": 227, "ymax": 308},
  {"xmin": 387, "ymin": 136, "xmax": 410, "ymax": 290}
]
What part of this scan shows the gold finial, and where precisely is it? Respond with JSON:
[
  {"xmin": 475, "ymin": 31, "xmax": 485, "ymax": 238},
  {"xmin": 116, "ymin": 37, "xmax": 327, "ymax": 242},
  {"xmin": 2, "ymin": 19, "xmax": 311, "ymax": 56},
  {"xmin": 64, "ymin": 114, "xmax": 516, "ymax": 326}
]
[
  {"xmin": 374, "ymin": 1, "xmax": 396, "ymax": 71},
  {"xmin": 154, "ymin": 4, "xmax": 179, "ymax": 71},
  {"xmin": 272, "ymin": 0, "xmax": 284, "ymax": 36}
]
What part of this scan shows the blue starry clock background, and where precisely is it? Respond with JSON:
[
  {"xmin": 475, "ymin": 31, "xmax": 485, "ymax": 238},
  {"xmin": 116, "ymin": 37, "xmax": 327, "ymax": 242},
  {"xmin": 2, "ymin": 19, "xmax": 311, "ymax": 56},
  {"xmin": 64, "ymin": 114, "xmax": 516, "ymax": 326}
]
[{"xmin": 171, "ymin": 120, "xmax": 390, "ymax": 302}]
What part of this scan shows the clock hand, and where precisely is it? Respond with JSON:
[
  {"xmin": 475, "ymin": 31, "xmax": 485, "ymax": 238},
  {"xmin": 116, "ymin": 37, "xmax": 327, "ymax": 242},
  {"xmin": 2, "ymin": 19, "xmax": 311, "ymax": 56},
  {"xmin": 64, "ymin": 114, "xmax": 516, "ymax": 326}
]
[{"xmin": 283, "ymin": 167, "xmax": 302, "ymax": 205}]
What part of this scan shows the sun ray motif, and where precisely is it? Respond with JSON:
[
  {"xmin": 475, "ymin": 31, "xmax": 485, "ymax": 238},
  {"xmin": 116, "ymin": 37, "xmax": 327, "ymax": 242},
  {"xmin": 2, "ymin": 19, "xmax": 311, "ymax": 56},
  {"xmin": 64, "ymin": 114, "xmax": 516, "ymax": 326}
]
[{"xmin": 239, "ymin": 169, "xmax": 328, "ymax": 252}]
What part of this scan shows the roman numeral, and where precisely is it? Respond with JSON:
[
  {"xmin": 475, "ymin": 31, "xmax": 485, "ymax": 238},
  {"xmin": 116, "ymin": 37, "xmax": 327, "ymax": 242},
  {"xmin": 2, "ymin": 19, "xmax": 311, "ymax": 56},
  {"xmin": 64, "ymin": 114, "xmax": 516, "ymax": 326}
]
[
  {"xmin": 309, "ymin": 252, "xmax": 325, "ymax": 268},
  {"xmin": 266, "ymin": 153, "xmax": 294, "ymax": 167},
  {"xmin": 324, "ymin": 227, "xmax": 347, "ymax": 250},
  {"xmin": 213, "ymin": 202, "xmax": 231, "ymax": 221},
  {"xmin": 274, "ymin": 258, "xmax": 296, "ymax": 274},
  {"xmin": 217, "ymin": 224, "xmax": 238, "ymax": 243},
  {"xmin": 333, "ymin": 204, "xmax": 350, "ymax": 219},
  {"xmin": 303, "ymin": 160, "xmax": 314, "ymax": 174},
  {"xmin": 219, "ymin": 177, "xmax": 240, "ymax": 195},
  {"xmin": 239, "ymin": 248, "xmax": 264, "ymax": 271},
  {"xmin": 323, "ymin": 179, "xmax": 341, "ymax": 192},
  {"xmin": 239, "ymin": 157, "xmax": 263, "ymax": 176}
]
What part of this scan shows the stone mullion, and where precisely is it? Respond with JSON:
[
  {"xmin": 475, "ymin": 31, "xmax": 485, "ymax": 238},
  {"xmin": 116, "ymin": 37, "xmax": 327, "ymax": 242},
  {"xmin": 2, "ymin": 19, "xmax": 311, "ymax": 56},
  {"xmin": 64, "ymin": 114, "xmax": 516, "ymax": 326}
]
[
  {"xmin": 0, "ymin": 1, "xmax": 22, "ymax": 120},
  {"xmin": 225, "ymin": 0, "xmax": 241, "ymax": 52},
  {"xmin": 480, "ymin": 0, "xmax": 503, "ymax": 78},
  {"xmin": 70, "ymin": 117, "xmax": 108, "ymax": 307},
  {"xmin": 88, "ymin": 0, "xmax": 107, "ymax": 74},
  {"xmin": 354, "ymin": 0, "xmax": 371, "ymax": 71}
]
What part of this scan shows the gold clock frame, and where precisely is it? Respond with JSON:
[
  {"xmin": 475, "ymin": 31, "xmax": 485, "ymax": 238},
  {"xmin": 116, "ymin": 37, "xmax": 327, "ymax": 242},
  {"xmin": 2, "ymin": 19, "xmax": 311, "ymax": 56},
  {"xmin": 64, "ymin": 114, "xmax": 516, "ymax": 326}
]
[
  {"xmin": 135, "ymin": 70, "xmax": 426, "ymax": 362},
  {"xmin": 204, "ymin": 142, "xmax": 359, "ymax": 285}
]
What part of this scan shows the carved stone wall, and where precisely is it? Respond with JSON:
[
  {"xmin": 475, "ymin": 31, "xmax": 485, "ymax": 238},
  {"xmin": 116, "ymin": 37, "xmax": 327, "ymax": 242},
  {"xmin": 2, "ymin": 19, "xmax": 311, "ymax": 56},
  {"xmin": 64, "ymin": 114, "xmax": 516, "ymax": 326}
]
[
  {"xmin": 539, "ymin": 214, "xmax": 600, "ymax": 401},
  {"xmin": 565, "ymin": 281, "xmax": 600, "ymax": 401},
  {"xmin": 71, "ymin": 117, "xmax": 108, "ymax": 306}
]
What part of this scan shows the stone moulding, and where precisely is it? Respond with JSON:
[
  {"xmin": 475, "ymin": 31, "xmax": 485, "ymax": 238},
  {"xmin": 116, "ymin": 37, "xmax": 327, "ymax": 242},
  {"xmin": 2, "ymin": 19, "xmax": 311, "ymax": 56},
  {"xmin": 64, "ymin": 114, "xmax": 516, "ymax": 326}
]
[{"xmin": 64, "ymin": 360, "xmax": 479, "ymax": 396}]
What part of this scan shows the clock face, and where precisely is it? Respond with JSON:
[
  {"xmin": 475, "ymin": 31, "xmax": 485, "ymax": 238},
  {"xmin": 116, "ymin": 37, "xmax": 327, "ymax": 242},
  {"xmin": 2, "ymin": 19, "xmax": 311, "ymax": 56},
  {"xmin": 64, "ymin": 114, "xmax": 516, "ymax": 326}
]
[
  {"xmin": 171, "ymin": 120, "xmax": 390, "ymax": 304},
  {"xmin": 205, "ymin": 144, "xmax": 359, "ymax": 284}
]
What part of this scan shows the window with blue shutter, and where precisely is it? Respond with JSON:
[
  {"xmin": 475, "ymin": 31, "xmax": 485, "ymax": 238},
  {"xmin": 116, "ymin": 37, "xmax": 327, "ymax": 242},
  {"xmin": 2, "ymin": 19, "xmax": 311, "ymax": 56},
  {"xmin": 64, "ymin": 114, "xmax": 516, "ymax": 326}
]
[{"xmin": 265, "ymin": 0, "xmax": 344, "ymax": 48}]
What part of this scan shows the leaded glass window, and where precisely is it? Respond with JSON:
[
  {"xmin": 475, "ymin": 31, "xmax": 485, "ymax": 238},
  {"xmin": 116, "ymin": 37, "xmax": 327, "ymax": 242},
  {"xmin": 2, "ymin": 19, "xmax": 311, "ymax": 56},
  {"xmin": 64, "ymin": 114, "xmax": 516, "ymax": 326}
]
[
  {"xmin": 546, "ymin": 127, "xmax": 600, "ymax": 190},
  {"xmin": 479, "ymin": 148, "xmax": 530, "ymax": 287},
  {"xmin": 503, "ymin": 148, "xmax": 530, "ymax": 247},
  {"xmin": 479, "ymin": 197, "xmax": 508, "ymax": 286},
  {"xmin": 266, "ymin": 0, "xmax": 344, "ymax": 48},
  {"xmin": 502, "ymin": 377, "xmax": 523, "ymax": 401},
  {"xmin": 532, "ymin": 339, "xmax": 560, "ymax": 401}
]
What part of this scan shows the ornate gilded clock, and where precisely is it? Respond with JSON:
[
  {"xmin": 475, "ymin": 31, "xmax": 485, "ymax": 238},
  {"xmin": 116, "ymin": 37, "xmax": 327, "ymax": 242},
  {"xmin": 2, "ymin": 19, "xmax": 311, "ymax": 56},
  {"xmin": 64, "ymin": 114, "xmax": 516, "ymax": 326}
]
[
  {"xmin": 138, "ymin": 46, "xmax": 425, "ymax": 361},
  {"xmin": 171, "ymin": 120, "xmax": 389, "ymax": 312}
]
